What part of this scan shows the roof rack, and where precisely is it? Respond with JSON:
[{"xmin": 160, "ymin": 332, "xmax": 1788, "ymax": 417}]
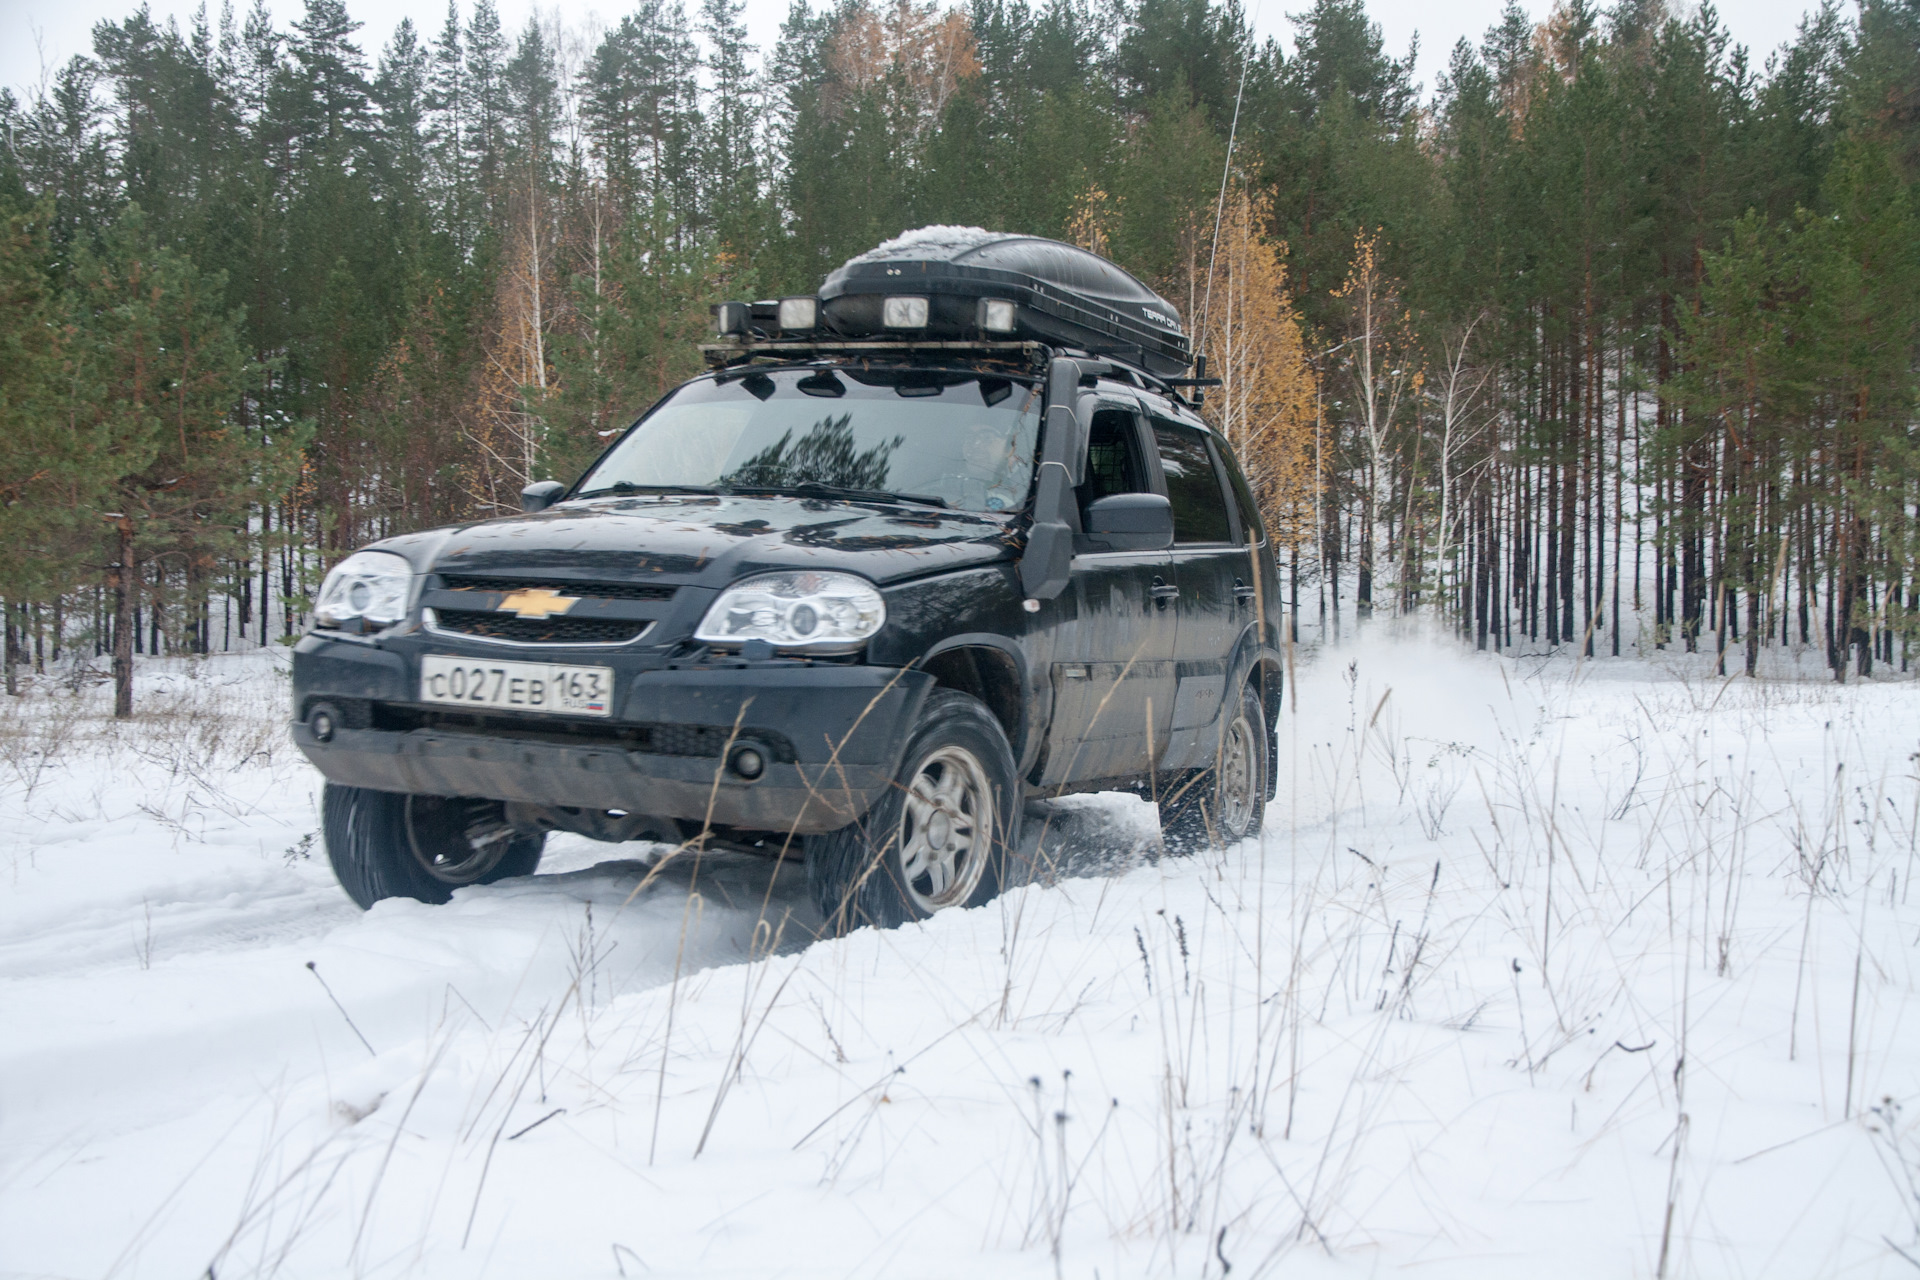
[
  {"xmin": 697, "ymin": 338, "xmax": 1216, "ymax": 409},
  {"xmin": 699, "ymin": 339, "xmax": 1047, "ymax": 367}
]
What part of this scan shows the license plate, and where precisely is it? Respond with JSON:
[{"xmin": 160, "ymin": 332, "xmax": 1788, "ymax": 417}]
[{"xmin": 419, "ymin": 655, "xmax": 613, "ymax": 717}]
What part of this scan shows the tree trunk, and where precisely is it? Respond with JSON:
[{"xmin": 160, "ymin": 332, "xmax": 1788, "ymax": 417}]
[
  {"xmin": 4, "ymin": 601, "xmax": 18, "ymax": 697},
  {"xmin": 112, "ymin": 517, "xmax": 136, "ymax": 719}
]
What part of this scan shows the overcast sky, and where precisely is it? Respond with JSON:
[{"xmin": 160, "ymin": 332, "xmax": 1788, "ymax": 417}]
[{"xmin": 3, "ymin": 0, "xmax": 1819, "ymax": 108}]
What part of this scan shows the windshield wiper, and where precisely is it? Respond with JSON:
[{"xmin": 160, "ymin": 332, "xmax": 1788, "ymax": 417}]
[
  {"xmin": 728, "ymin": 481, "xmax": 949, "ymax": 509},
  {"xmin": 576, "ymin": 482, "xmax": 721, "ymax": 499}
]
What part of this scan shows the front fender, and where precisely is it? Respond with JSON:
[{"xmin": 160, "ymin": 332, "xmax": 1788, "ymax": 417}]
[{"xmin": 868, "ymin": 563, "xmax": 1046, "ymax": 771}]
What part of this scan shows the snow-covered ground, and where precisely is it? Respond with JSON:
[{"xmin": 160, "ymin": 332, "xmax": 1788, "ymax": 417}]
[{"xmin": 4, "ymin": 638, "xmax": 1920, "ymax": 1278}]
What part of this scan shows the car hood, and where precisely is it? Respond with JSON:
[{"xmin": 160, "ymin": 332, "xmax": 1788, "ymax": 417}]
[{"xmin": 371, "ymin": 493, "xmax": 1021, "ymax": 589}]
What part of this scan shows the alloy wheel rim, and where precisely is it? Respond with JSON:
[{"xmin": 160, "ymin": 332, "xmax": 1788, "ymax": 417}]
[
  {"xmin": 1217, "ymin": 712, "xmax": 1256, "ymax": 838},
  {"xmin": 897, "ymin": 744, "xmax": 994, "ymax": 913}
]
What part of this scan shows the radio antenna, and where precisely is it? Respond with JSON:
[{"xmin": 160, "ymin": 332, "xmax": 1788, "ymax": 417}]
[{"xmin": 1198, "ymin": 6, "xmax": 1261, "ymax": 370}]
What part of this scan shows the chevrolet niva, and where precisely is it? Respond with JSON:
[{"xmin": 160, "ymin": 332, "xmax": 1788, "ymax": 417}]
[{"xmin": 294, "ymin": 228, "xmax": 1283, "ymax": 930}]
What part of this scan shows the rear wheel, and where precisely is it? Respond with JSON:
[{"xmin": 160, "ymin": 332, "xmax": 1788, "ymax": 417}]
[
  {"xmin": 1158, "ymin": 680, "xmax": 1267, "ymax": 854},
  {"xmin": 808, "ymin": 690, "xmax": 1019, "ymax": 933},
  {"xmin": 323, "ymin": 784, "xmax": 545, "ymax": 909}
]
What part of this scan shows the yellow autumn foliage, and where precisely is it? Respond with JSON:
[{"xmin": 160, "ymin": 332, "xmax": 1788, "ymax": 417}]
[
  {"xmin": 1191, "ymin": 188, "xmax": 1318, "ymax": 547},
  {"xmin": 824, "ymin": 0, "xmax": 980, "ymax": 144}
]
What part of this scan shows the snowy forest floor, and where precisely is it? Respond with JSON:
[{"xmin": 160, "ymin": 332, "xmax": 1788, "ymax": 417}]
[{"xmin": 4, "ymin": 635, "xmax": 1920, "ymax": 1279}]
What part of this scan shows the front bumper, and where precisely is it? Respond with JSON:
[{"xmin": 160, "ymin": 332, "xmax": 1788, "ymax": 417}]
[{"xmin": 292, "ymin": 636, "xmax": 933, "ymax": 835}]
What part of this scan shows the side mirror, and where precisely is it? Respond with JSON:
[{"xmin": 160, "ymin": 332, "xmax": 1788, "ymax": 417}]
[
  {"xmin": 521, "ymin": 480, "xmax": 565, "ymax": 513},
  {"xmin": 1084, "ymin": 493, "xmax": 1174, "ymax": 552}
]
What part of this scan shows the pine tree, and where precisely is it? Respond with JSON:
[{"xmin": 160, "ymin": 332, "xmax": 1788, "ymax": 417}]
[
  {"xmin": 285, "ymin": 0, "xmax": 372, "ymax": 155},
  {"xmin": 7, "ymin": 58, "xmax": 111, "ymax": 258},
  {"xmin": 426, "ymin": 1, "xmax": 471, "ymax": 243},
  {"xmin": 0, "ymin": 203, "xmax": 98, "ymax": 688},
  {"xmin": 2, "ymin": 0, "xmax": 1917, "ymax": 680},
  {"xmin": 1115, "ymin": 0, "xmax": 1253, "ymax": 124},
  {"xmin": 465, "ymin": 0, "xmax": 509, "ymax": 204},
  {"xmin": 374, "ymin": 19, "xmax": 431, "ymax": 199},
  {"xmin": 700, "ymin": 0, "xmax": 761, "ymax": 249},
  {"xmin": 70, "ymin": 208, "xmax": 305, "ymax": 711}
]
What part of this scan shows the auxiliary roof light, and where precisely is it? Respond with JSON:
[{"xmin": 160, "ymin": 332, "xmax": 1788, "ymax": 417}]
[
  {"xmin": 882, "ymin": 296, "xmax": 929, "ymax": 328},
  {"xmin": 777, "ymin": 296, "xmax": 819, "ymax": 331},
  {"xmin": 979, "ymin": 298, "xmax": 1017, "ymax": 333},
  {"xmin": 711, "ymin": 301, "xmax": 751, "ymax": 337}
]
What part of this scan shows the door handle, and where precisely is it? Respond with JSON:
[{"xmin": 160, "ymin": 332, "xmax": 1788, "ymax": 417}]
[
  {"xmin": 1233, "ymin": 579, "xmax": 1257, "ymax": 603},
  {"xmin": 1150, "ymin": 577, "xmax": 1180, "ymax": 609}
]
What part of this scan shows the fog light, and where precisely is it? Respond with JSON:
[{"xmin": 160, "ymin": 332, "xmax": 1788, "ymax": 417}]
[
  {"xmin": 980, "ymin": 298, "xmax": 1016, "ymax": 332},
  {"xmin": 778, "ymin": 296, "xmax": 818, "ymax": 331},
  {"xmin": 310, "ymin": 705, "xmax": 338, "ymax": 743},
  {"xmin": 882, "ymin": 296, "xmax": 929, "ymax": 328},
  {"xmin": 730, "ymin": 746, "xmax": 766, "ymax": 780}
]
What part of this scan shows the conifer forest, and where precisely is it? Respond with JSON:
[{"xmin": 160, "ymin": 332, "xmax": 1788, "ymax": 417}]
[{"xmin": 2, "ymin": 0, "xmax": 1918, "ymax": 693}]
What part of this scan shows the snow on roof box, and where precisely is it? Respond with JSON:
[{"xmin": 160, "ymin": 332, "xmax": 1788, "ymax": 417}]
[{"xmin": 819, "ymin": 229, "xmax": 1191, "ymax": 376}]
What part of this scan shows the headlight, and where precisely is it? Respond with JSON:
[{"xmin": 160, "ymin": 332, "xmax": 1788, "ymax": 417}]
[
  {"xmin": 314, "ymin": 550, "xmax": 413, "ymax": 631},
  {"xmin": 695, "ymin": 571, "xmax": 885, "ymax": 652}
]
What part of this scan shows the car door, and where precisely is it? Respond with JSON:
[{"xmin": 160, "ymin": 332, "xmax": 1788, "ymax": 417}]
[
  {"xmin": 1038, "ymin": 399, "xmax": 1180, "ymax": 787},
  {"xmin": 1148, "ymin": 414, "xmax": 1247, "ymax": 771}
]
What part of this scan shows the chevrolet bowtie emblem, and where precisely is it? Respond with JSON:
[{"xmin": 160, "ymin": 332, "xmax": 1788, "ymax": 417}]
[{"xmin": 497, "ymin": 588, "xmax": 580, "ymax": 619}]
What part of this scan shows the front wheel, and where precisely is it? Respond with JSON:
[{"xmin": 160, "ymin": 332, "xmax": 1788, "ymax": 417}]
[
  {"xmin": 322, "ymin": 784, "xmax": 545, "ymax": 909},
  {"xmin": 808, "ymin": 689, "xmax": 1020, "ymax": 933},
  {"xmin": 1158, "ymin": 680, "xmax": 1267, "ymax": 854}
]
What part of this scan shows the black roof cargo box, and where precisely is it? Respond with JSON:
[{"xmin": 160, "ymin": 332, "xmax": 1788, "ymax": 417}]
[{"xmin": 818, "ymin": 227, "xmax": 1191, "ymax": 376}]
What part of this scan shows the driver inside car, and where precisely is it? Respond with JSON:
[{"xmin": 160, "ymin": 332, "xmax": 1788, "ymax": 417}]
[{"xmin": 953, "ymin": 422, "xmax": 1022, "ymax": 512}]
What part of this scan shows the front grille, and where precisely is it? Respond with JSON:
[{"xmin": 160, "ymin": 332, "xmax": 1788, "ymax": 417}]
[
  {"xmin": 438, "ymin": 574, "xmax": 677, "ymax": 602},
  {"xmin": 372, "ymin": 703, "xmax": 798, "ymax": 761},
  {"xmin": 432, "ymin": 609, "xmax": 651, "ymax": 645}
]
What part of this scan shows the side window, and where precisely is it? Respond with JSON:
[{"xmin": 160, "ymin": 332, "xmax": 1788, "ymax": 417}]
[
  {"xmin": 1080, "ymin": 407, "xmax": 1149, "ymax": 517},
  {"xmin": 1216, "ymin": 442, "xmax": 1264, "ymax": 544},
  {"xmin": 1151, "ymin": 420, "xmax": 1234, "ymax": 544}
]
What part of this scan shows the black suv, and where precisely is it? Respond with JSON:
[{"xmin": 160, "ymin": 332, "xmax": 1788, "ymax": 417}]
[{"xmin": 294, "ymin": 230, "xmax": 1283, "ymax": 929}]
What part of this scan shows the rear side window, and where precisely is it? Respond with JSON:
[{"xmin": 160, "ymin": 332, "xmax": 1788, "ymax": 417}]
[
  {"xmin": 1218, "ymin": 445, "xmax": 1263, "ymax": 544},
  {"xmin": 1151, "ymin": 420, "xmax": 1233, "ymax": 544}
]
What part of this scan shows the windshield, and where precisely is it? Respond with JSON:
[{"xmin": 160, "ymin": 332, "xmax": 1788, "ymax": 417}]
[{"xmin": 577, "ymin": 369, "xmax": 1043, "ymax": 514}]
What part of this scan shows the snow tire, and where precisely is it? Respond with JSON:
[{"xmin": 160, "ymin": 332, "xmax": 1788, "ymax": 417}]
[
  {"xmin": 807, "ymin": 689, "xmax": 1020, "ymax": 934},
  {"xmin": 322, "ymin": 783, "xmax": 545, "ymax": 910},
  {"xmin": 1157, "ymin": 680, "xmax": 1267, "ymax": 855}
]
